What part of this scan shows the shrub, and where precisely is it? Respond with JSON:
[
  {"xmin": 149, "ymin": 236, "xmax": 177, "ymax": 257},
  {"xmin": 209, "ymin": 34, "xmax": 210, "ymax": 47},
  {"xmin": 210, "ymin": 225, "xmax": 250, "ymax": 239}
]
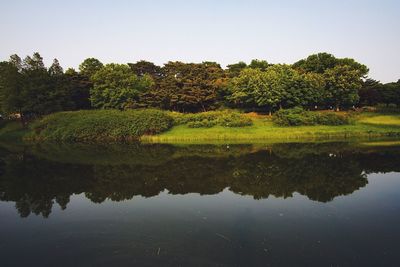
[
  {"xmin": 273, "ymin": 107, "xmax": 351, "ymax": 126},
  {"xmin": 29, "ymin": 109, "xmax": 173, "ymax": 142},
  {"xmin": 170, "ymin": 110, "xmax": 253, "ymax": 128}
]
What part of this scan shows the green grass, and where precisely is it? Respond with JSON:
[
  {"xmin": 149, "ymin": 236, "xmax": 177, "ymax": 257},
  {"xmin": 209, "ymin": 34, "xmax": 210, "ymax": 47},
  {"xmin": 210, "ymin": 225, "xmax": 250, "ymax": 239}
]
[
  {"xmin": 357, "ymin": 114, "xmax": 400, "ymax": 126},
  {"xmin": 141, "ymin": 112, "xmax": 400, "ymax": 144},
  {"xmin": 1, "ymin": 110, "xmax": 400, "ymax": 144}
]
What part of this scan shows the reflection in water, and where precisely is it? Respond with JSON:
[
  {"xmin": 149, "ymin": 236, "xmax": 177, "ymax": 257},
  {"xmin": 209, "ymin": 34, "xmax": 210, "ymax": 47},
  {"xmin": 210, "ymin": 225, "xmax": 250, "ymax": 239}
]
[{"xmin": 1, "ymin": 142, "xmax": 399, "ymax": 218}]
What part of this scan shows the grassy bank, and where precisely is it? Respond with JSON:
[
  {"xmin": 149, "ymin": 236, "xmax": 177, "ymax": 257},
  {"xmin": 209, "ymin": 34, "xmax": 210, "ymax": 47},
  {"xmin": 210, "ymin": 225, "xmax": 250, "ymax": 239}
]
[
  {"xmin": 141, "ymin": 112, "xmax": 400, "ymax": 144},
  {"xmin": 26, "ymin": 109, "xmax": 173, "ymax": 142},
  {"xmin": 0, "ymin": 110, "xmax": 400, "ymax": 144}
]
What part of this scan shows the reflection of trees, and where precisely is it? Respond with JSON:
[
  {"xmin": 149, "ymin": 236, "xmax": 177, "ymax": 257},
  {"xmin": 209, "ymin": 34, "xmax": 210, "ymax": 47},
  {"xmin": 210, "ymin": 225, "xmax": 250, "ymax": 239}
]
[
  {"xmin": 230, "ymin": 151, "xmax": 368, "ymax": 202},
  {"xmin": 0, "ymin": 143, "xmax": 399, "ymax": 217}
]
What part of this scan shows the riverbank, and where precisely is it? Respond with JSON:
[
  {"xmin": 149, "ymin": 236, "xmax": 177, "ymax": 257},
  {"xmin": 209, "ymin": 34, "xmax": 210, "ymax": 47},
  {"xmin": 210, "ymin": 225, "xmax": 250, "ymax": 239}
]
[
  {"xmin": 142, "ymin": 112, "xmax": 400, "ymax": 144},
  {"xmin": 1, "ymin": 110, "xmax": 400, "ymax": 144}
]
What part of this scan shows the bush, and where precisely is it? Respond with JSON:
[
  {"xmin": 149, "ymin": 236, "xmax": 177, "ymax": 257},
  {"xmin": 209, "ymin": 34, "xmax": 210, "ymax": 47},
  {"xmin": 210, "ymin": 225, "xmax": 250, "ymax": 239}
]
[
  {"xmin": 273, "ymin": 107, "xmax": 351, "ymax": 126},
  {"xmin": 170, "ymin": 110, "xmax": 253, "ymax": 128},
  {"xmin": 29, "ymin": 109, "xmax": 173, "ymax": 142}
]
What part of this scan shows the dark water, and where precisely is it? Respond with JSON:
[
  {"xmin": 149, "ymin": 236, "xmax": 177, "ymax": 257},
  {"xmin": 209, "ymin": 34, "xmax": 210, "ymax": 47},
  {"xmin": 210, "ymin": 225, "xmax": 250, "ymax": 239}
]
[{"xmin": 1, "ymin": 142, "xmax": 400, "ymax": 266}]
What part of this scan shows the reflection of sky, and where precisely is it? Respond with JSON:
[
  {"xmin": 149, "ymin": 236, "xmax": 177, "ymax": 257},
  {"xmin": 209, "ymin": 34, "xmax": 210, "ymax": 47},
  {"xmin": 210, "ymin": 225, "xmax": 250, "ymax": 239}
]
[{"xmin": 1, "ymin": 0, "xmax": 399, "ymax": 82}]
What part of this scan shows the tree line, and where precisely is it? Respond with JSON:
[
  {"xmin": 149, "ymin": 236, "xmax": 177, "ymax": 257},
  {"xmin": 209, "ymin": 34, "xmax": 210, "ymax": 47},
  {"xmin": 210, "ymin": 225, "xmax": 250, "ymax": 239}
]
[{"xmin": 0, "ymin": 52, "xmax": 399, "ymax": 121}]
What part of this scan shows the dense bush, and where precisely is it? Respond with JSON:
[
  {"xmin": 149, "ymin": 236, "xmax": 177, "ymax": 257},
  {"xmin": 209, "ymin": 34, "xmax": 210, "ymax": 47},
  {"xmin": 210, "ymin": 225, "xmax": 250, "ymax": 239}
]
[
  {"xmin": 29, "ymin": 109, "xmax": 173, "ymax": 142},
  {"xmin": 169, "ymin": 110, "xmax": 253, "ymax": 128},
  {"xmin": 272, "ymin": 107, "xmax": 351, "ymax": 126}
]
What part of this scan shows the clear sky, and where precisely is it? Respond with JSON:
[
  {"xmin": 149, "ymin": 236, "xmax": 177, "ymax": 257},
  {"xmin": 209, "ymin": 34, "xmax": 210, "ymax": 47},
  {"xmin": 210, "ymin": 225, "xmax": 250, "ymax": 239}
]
[{"xmin": 1, "ymin": 0, "xmax": 399, "ymax": 82}]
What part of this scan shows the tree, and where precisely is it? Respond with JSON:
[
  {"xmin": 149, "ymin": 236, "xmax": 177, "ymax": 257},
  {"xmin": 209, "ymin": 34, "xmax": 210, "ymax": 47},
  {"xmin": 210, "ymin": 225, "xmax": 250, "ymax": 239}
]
[
  {"xmin": 9, "ymin": 54, "xmax": 22, "ymax": 71},
  {"xmin": 64, "ymin": 71, "xmax": 92, "ymax": 110},
  {"xmin": 226, "ymin": 61, "xmax": 247, "ymax": 78},
  {"xmin": 90, "ymin": 64, "xmax": 153, "ymax": 109},
  {"xmin": 228, "ymin": 64, "xmax": 327, "ymax": 112},
  {"xmin": 380, "ymin": 81, "xmax": 400, "ymax": 107},
  {"xmin": 228, "ymin": 66, "xmax": 287, "ymax": 112},
  {"xmin": 128, "ymin": 60, "xmax": 162, "ymax": 79},
  {"xmin": 324, "ymin": 65, "xmax": 363, "ymax": 110},
  {"xmin": 293, "ymin": 52, "xmax": 368, "ymax": 77},
  {"xmin": 248, "ymin": 59, "xmax": 270, "ymax": 71},
  {"xmin": 293, "ymin": 53, "xmax": 338, "ymax": 73},
  {"xmin": 142, "ymin": 62, "xmax": 225, "ymax": 112},
  {"xmin": 358, "ymin": 79, "xmax": 383, "ymax": 106},
  {"xmin": 0, "ymin": 61, "xmax": 24, "ymax": 116},
  {"xmin": 48, "ymin": 59, "xmax": 64, "ymax": 76},
  {"xmin": 79, "ymin": 58, "xmax": 103, "ymax": 78}
]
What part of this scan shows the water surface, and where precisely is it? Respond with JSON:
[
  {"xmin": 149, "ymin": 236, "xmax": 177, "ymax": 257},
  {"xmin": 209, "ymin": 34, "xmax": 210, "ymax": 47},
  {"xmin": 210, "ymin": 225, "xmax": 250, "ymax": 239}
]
[{"xmin": 1, "ymin": 142, "xmax": 400, "ymax": 266}]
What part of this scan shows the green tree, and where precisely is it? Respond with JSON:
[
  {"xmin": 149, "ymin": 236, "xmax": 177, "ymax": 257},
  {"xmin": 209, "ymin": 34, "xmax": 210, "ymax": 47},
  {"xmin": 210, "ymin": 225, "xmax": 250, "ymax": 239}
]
[
  {"xmin": 226, "ymin": 61, "xmax": 247, "ymax": 78},
  {"xmin": 64, "ymin": 71, "xmax": 92, "ymax": 110},
  {"xmin": 294, "ymin": 52, "xmax": 368, "ymax": 77},
  {"xmin": 48, "ymin": 59, "xmax": 64, "ymax": 76},
  {"xmin": 248, "ymin": 59, "xmax": 270, "ymax": 71},
  {"xmin": 293, "ymin": 53, "xmax": 338, "ymax": 73},
  {"xmin": 324, "ymin": 65, "xmax": 363, "ymax": 110},
  {"xmin": 90, "ymin": 64, "xmax": 153, "ymax": 109},
  {"xmin": 128, "ymin": 60, "xmax": 163, "ymax": 79},
  {"xmin": 380, "ymin": 81, "xmax": 400, "ymax": 107},
  {"xmin": 0, "ymin": 61, "xmax": 24, "ymax": 116},
  {"xmin": 79, "ymin": 58, "xmax": 103, "ymax": 78},
  {"xmin": 358, "ymin": 79, "xmax": 383, "ymax": 106},
  {"xmin": 143, "ymin": 62, "xmax": 225, "ymax": 112},
  {"xmin": 228, "ymin": 66, "xmax": 285, "ymax": 112}
]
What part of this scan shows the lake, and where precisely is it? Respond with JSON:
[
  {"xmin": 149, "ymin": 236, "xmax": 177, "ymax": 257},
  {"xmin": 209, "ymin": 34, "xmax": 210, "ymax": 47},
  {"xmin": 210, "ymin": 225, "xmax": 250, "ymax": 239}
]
[{"xmin": 1, "ymin": 141, "xmax": 400, "ymax": 266}]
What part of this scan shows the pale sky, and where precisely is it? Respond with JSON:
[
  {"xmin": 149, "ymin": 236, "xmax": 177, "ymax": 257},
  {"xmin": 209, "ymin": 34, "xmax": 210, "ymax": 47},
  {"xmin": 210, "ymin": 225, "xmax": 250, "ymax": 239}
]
[{"xmin": 1, "ymin": 0, "xmax": 399, "ymax": 82}]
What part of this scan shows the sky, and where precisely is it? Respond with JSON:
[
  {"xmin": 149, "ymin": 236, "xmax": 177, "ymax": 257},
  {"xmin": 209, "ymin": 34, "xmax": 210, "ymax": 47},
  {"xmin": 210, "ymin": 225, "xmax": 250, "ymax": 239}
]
[{"xmin": 0, "ymin": 0, "xmax": 399, "ymax": 82}]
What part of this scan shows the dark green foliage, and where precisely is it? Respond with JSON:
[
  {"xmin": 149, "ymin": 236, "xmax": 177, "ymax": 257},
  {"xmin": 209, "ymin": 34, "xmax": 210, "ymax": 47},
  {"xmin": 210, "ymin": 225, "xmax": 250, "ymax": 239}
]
[
  {"xmin": 90, "ymin": 64, "xmax": 153, "ymax": 109},
  {"xmin": 142, "ymin": 61, "xmax": 226, "ymax": 112},
  {"xmin": 78, "ymin": 58, "xmax": 103, "ymax": 79},
  {"xmin": 293, "ymin": 52, "xmax": 368, "ymax": 76},
  {"xmin": 1, "ymin": 52, "xmax": 397, "ymax": 120},
  {"xmin": 359, "ymin": 79, "xmax": 400, "ymax": 108},
  {"xmin": 128, "ymin": 60, "xmax": 163, "ymax": 79},
  {"xmin": 248, "ymin": 59, "xmax": 271, "ymax": 71},
  {"xmin": 359, "ymin": 79, "xmax": 383, "ymax": 106},
  {"xmin": 170, "ymin": 110, "xmax": 253, "ymax": 128},
  {"xmin": 272, "ymin": 107, "xmax": 351, "ymax": 126},
  {"xmin": 226, "ymin": 61, "xmax": 247, "ymax": 78},
  {"xmin": 29, "ymin": 109, "xmax": 173, "ymax": 142},
  {"xmin": 0, "ymin": 53, "xmax": 93, "ymax": 121}
]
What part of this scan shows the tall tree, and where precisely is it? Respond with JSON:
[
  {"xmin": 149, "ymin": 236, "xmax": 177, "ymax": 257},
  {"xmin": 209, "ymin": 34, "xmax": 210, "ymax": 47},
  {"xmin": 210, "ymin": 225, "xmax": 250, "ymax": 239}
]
[
  {"xmin": 143, "ymin": 62, "xmax": 225, "ymax": 112},
  {"xmin": 79, "ymin": 58, "xmax": 103, "ymax": 78},
  {"xmin": 248, "ymin": 59, "xmax": 270, "ymax": 71},
  {"xmin": 0, "ymin": 61, "xmax": 24, "ymax": 116},
  {"xmin": 48, "ymin": 59, "xmax": 64, "ymax": 76},
  {"xmin": 226, "ymin": 61, "xmax": 247, "ymax": 78},
  {"xmin": 128, "ymin": 60, "xmax": 163, "ymax": 79},
  {"xmin": 324, "ymin": 65, "xmax": 363, "ymax": 110},
  {"xmin": 358, "ymin": 79, "xmax": 383, "ymax": 106},
  {"xmin": 90, "ymin": 64, "xmax": 153, "ymax": 109}
]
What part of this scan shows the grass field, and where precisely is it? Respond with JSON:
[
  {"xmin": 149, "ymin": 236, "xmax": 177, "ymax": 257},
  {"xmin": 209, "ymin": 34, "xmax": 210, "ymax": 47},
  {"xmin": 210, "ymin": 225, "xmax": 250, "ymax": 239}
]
[{"xmin": 141, "ymin": 112, "xmax": 400, "ymax": 144}]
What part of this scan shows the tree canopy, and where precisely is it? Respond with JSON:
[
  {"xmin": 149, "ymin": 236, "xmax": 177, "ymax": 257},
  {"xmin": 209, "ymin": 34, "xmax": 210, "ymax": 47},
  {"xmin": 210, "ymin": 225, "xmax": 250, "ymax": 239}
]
[{"xmin": 0, "ymin": 51, "xmax": 398, "ymax": 120}]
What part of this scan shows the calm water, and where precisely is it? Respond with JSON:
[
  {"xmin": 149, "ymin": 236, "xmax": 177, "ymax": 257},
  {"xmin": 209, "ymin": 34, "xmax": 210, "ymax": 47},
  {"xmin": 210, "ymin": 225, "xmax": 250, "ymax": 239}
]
[{"xmin": 1, "ymin": 142, "xmax": 400, "ymax": 266}]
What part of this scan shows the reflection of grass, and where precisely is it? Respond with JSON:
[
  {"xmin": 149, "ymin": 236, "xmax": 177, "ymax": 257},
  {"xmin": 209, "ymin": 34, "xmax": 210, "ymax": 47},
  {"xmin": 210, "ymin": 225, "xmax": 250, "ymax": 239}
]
[
  {"xmin": 0, "ymin": 121, "xmax": 28, "ymax": 141},
  {"xmin": 142, "ymin": 113, "xmax": 400, "ymax": 144}
]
